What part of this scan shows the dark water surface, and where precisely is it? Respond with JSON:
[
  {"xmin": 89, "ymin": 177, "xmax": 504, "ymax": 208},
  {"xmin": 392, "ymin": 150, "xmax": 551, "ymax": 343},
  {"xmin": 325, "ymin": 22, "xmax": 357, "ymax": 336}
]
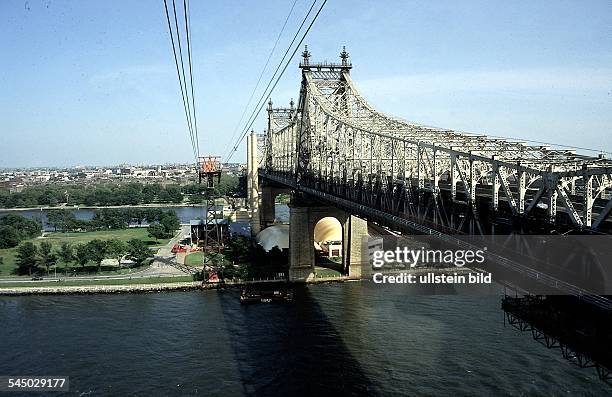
[{"xmin": 0, "ymin": 283, "xmax": 608, "ymax": 396}]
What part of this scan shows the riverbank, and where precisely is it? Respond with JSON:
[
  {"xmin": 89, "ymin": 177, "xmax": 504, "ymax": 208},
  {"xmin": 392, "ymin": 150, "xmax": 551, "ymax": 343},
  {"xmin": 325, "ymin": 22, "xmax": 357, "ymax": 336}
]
[
  {"xmin": 0, "ymin": 267, "xmax": 478, "ymax": 295},
  {"xmin": 0, "ymin": 202, "xmax": 206, "ymax": 212},
  {"xmin": 0, "ymin": 281, "xmax": 201, "ymax": 295},
  {"xmin": 0, "ymin": 276, "xmax": 358, "ymax": 295}
]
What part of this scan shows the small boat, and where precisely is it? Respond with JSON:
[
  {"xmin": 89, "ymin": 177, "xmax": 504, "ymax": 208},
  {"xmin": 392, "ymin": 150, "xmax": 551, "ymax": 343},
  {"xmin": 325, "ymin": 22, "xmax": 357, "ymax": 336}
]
[{"xmin": 240, "ymin": 287, "xmax": 294, "ymax": 304}]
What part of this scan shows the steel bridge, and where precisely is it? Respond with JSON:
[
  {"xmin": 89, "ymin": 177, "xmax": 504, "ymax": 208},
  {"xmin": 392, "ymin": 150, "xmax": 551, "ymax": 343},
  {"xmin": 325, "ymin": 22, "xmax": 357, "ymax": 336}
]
[{"xmin": 258, "ymin": 47, "xmax": 612, "ymax": 234}]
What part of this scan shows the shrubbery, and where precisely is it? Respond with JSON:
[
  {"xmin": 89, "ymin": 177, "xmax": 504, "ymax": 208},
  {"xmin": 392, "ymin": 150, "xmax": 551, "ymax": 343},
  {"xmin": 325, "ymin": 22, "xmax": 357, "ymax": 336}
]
[{"xmin": 0, "ymin": 215, "xmax": 42, "ymax": 249}]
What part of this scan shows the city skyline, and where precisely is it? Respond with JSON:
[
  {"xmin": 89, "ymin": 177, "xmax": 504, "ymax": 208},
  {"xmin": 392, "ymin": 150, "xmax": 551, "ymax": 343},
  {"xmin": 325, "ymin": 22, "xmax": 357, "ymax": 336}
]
[{"xmin": 1, "ymin": 0, "xmax": 611, "ymax": 168}]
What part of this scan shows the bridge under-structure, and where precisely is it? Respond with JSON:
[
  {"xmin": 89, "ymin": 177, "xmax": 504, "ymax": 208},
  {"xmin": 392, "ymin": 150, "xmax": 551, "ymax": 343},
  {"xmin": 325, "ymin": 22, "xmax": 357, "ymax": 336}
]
[{"xmin": 246, "ymin": 47, "xmax": 612, "ymax": 290}]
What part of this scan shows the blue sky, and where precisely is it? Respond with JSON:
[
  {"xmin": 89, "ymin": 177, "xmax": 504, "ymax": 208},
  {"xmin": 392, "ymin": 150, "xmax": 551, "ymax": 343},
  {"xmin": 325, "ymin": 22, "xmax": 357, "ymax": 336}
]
[{"xmin": 1, "ymin": 0, "xmax": 610, "ymax": 167}]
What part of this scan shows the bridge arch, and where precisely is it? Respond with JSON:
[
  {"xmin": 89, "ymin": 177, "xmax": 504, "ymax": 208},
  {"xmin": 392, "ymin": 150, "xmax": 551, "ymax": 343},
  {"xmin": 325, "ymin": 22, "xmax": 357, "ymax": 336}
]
[
  {"xmin": 313, "ymin": 216, "xmax": 343, "ymax": 276},
  {"xmin": 288, "ymin": 204, "xmax": 367, "ymax": 281}
]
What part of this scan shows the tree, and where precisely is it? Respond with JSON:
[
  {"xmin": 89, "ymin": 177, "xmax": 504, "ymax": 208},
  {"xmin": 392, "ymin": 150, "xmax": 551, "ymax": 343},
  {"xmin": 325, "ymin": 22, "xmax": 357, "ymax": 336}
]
[
  {"xmin": 0, "ymin": 225, "xmax": 20, "ymax": 249},
  {"xmin": 160, "ymin": 212, "xmax": 180, "ymax": 235},
  {"xmin": 144, "ymin": 208, "xmax": 163, "ymax": 223},
  {"xmin": 38, "ymin": 241, "xmax": 57, "ymax": 275},
  {"xmin": 142, "ymin": 183, "xmax": 162, "ymax": 203},
  {"xmin": 127, "ymin": 239, "xmax": 151, "ymax": 265},
  {"xmin": 157, "ymin": 189, "xmax": 172, "ymax": 203},
  {"xmin": 214, "ymin": 173, "xmax": 239, "ymax": 196},
  {"xmin": 58, "ymin": 242, "xmax": 75, "ymax": 266},
  {"xmin": 0, "ymin": 214, "xmax": 42, "ymax": 248},
  {"xmin": 148, "ymin": 223, "xmax": 167, "ymax": 240},
  {"xmin": 86, "ymin": 239, "xmax": 108, "ymax": 272},
  {"xmin": 47, "ymin": 210, "xmax": 77, "ymax": 232},
  {"xmin": 225, "ymin": 235, "xmax": 251, "ymax": 266},
  {"xmin": 106, "ymin": 239, "xmax": 128, "ymax": 266},
  {"xmin": 165, "ymin": 186, "xmax": 183, "ymax": 203},
  {"xmin": 46, "ymin": 211, "xmax": 63, "ymax": 231},
  {"xmin": 75, "ymin": 243, "xmax": 90, "ymax": 269},
  {"xmin": 15, "ymin": 242, "xmax": 39, "ymax": 276}
]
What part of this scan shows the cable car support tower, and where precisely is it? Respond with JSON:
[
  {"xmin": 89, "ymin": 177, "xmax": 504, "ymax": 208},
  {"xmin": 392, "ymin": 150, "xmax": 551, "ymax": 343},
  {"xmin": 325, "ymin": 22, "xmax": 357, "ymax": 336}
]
[{"xmin": 198, "ymin": 156, "xmax": 225, "ymax": 283}]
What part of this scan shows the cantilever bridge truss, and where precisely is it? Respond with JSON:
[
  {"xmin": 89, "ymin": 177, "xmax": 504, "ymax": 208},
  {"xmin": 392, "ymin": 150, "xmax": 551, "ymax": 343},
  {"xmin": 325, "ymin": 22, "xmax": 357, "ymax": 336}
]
[{"xmin": 260, "ymin": 48, "xmax": 612, "ymax": 232}]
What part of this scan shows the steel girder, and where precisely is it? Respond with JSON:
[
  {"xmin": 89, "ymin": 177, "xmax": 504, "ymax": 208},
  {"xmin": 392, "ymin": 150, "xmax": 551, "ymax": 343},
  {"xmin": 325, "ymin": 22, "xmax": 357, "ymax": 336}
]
[{"xmin": 262, "ymin": 54, "xmax": 612, "ymax": 230}]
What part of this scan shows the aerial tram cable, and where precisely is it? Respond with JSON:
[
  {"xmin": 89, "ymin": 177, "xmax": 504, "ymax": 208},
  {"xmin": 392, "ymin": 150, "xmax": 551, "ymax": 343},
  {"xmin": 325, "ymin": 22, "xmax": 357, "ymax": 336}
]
[
  {"xmin": 170, "ymin": 0, "xmax": 198, "ymax": 158},
  {"xmin": 223, "ymin": 0, "xmax": 299, "ymax": 162},
  {"xmin": 163, "ymin": 0, "xmax": 198, "ymax": 162},
  {"xmin": 226, "ymin": 0, "xmax": 328, "ymax": 163},
  {"xmin": 226, "ymin": 0, "xmax": 321, "ymax": 161},
  {"xmin": 183, "ymin": 0, "xmax": 200, "ymax": 157}
]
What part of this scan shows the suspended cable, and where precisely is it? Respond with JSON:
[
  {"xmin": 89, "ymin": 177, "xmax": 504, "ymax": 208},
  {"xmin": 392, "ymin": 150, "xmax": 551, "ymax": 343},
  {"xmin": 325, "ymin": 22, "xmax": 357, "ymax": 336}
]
[
  {"xmin": 183, "ymin": 0, "xmax": 200, "ymax": 158},
  {"xmin": 171, "ymin": 0, "xmax": 198, "ymax": 158},
  {"xmin": 163, "ymin": 0, "xmax": 198, "ymax": 162},
  {"xmin": 226, "ymin": 0, "xmax": 320, "ymax": 161},
  {"xmin": 226, "ymin": 0, "xmax": 327, "ymax": 163},
  {"xmin": 223, "ymin": 0, "xmax": 299, "ymax": 162}
]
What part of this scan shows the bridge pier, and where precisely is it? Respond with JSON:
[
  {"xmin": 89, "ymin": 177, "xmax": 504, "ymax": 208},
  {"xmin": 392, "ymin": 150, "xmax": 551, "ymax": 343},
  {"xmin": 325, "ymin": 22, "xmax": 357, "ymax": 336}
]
[
  {"xmin": 247, "ymin": 131, "xmax": 260, "ymax": 236},
  {"xmin": 247, "ymin": 131, "xmax": 291, "ymax": 235},
  {"xmin": 342, "ymin": 215, "xmax": 368, "ymax": 279},
  {"xmin": 288, "ymin": 203, "xmax": 368, "ymax": 282},
  {"xmin": 260, "ymin": 186, "xmax": 276, "ymax": 229},
  {"xmin": 258, "ymin": 185, "xmax": 291, "ymax": 229}
]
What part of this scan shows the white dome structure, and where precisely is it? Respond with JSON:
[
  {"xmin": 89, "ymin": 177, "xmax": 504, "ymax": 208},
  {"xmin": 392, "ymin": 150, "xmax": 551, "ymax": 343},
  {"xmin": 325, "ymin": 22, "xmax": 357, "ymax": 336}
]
[
  {"xmin": 314, "ymin": 217, "xmax": 342, "ymax": 244},
  {"xmin": 255, "ymin": 225, "xmax": 289, "ymax": 251}
]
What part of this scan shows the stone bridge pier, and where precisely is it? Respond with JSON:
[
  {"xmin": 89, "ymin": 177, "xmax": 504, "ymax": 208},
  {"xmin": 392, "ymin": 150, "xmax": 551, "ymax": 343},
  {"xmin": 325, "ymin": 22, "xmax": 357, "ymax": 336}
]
[
  {"xmin": 288, "ymin": 203, "xmax": 368, "ymax": 281},
  {"xmin": 259, "ymin": 186, "xmax": 291, "ymax": 229}
]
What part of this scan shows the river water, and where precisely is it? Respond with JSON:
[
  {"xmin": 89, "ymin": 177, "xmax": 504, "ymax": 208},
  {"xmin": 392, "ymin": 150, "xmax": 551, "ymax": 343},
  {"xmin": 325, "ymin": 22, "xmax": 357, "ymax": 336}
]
[
  {"xmin": 0, "ymin": 205, "xmax": 290, "ymax": 231},
  {"xmin": 0, "ymin": 282, "xmax": 607, "ymax": 396}
]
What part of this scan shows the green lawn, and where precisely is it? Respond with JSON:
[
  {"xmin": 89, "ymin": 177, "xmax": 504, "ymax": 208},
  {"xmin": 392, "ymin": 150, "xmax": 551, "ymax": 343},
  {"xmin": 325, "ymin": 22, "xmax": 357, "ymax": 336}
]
[
  {"xmin": 41, "ymin": 228, "xmax": 168, "ymax": 245},
  {"xmin": 184, "ymin": 252, "xmax": 203, "ymax": 267},
  {"xmin": 0, "ymin": 275, "xmax": 194, "ymax": 288},
  {"xmin": 0, "ymin": 228, "xmax": 171, "ymax": 277}
]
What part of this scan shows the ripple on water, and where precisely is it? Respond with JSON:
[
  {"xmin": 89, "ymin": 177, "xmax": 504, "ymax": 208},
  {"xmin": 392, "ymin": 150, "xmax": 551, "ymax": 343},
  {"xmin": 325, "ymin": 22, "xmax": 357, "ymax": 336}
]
[{"xmin": 0, "ymin": 284, "xmax": 609, "ymax": 396}]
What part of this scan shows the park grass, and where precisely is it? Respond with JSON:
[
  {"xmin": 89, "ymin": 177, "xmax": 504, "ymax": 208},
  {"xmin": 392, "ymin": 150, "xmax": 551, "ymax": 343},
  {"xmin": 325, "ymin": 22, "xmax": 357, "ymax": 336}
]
[
  {"xmin": 0, "ymin": 248, "xmax": 18, "ymax": 276},
  {"xmin": 184, "ymin": 252, "xmax": 227, "ymax": 268},
  {"xmin": 41, "ymin": 228, "xmax": 168, "ymax": 245},
  {"xmin": 0, "ymin": 228, "xmax": 171, "ymax": 277},
  {"xmin": 315, "ymin": 266, "xmax": 342, "ymax": 278},
  {"xmin": 184, "ymin": 252, "xmax": 204, "ymax": 267},
  {"xmin": 0, "ymin": 275, "xmax": 194, "ymax": 288}
]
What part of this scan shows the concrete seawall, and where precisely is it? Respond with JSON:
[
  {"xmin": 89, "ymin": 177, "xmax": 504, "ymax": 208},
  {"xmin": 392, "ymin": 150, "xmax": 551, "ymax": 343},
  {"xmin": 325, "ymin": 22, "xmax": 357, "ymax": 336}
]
[
  {"xmin": 0, "ymin": 282, "xmax": 203, "ymax": 296},
  {"xmin": 0, "ymin": 277, "xmax": 358, "ymax": 296}
]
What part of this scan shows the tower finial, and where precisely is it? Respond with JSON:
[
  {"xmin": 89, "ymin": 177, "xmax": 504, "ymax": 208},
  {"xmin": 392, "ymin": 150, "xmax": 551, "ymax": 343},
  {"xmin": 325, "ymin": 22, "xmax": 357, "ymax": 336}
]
[
  {"xmin": 290, "ymin": 98, "xmax": 295, "ymax": 110},
  {"xmin": 340, "ymin": 46, "xmax": 349, "ymax": 66},
  {"xmin": 267, "ymin": 99, "xmax": 273, "ymax": 111},
  {"xmin": 302, "ymin": 45, "xmax": 311, "ymax": 65}
]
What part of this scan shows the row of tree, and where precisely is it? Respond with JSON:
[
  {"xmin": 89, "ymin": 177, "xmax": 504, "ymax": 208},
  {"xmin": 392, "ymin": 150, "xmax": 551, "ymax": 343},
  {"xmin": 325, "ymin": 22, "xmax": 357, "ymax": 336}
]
[
  {"xmin": 147, "ymin": 211, "xmax": 181, "ymax": 239},
  {"xmin": 220, "ymin": 235, "xmax": 288, "ymax": 280},
  {"xmin": 0, "ymin": 176, "xmax": 241, "ymax": 208},
  {"xmin": 0, "ymin": 214, "xmax": 42, "ymax": 249},
  {"xmin": 46, "ymin": 208, "xmax": 180, "ymax": 233},
  {"xmin": 14, "ymin": 239, "xmax": 152, "ymax": 276}
]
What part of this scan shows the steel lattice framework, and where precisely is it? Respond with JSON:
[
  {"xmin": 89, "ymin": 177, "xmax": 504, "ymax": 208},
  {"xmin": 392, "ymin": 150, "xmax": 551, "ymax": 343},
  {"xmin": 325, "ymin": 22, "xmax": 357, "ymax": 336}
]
[{"xmin": 261, "ymin": 47, "xmax": 612, "ymax": 231}]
